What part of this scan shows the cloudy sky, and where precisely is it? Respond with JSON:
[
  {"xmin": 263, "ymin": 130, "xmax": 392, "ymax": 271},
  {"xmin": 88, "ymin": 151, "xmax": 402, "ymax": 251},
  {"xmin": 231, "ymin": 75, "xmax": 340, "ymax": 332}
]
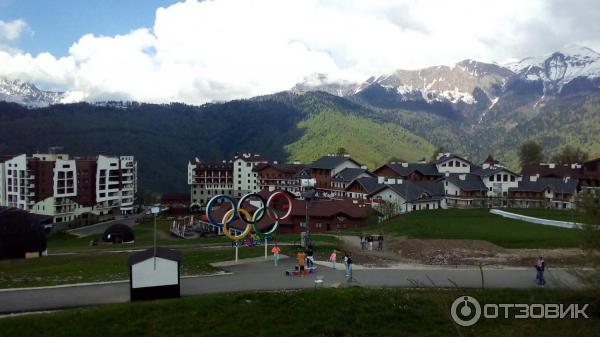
[{"xmin": 1, "ymin": 0, "xmax": 599, "ymax": 104}]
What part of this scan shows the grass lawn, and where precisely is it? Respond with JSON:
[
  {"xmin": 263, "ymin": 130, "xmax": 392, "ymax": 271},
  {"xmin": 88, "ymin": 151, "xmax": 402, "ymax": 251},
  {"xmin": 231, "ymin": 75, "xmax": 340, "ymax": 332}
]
[
  {"xmin": 0, "ymin": 288, "xmax": 597, "ymax": 336},
  {"xmin": 47, "ymin": 218, "xmax": 338, "ymax": 253},
  {"xmin": 347, "ymin": 209, "xmax": 583, "ymax": 249},
  {"xmin": 0, "ymin": 247, "xmax": 272, "ymax": 289},
  {"xmin": 504, "ymin": 208, "xmax": 585, "ymax": 223},
  {"xmin": 0, "ymin": 241, "xmax": 343, "ymax": 289}
]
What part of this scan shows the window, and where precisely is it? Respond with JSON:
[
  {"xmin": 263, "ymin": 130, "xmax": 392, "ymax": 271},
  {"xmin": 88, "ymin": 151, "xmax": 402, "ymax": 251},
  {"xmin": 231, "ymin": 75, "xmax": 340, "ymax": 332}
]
[
  {"xmin": 510, "ymin": 176, "xmax": 515, "ymax": 182},
  {"xmin": 489, "ymin": 175, "xmax": 494, "ymax": 182},
  {"xmin": 503, "ymin": 174, "xmax": 508, "ymax": 182},
  {"xmin": 449, "ymin": 161, "xmax": 454, "ymax": 167}
]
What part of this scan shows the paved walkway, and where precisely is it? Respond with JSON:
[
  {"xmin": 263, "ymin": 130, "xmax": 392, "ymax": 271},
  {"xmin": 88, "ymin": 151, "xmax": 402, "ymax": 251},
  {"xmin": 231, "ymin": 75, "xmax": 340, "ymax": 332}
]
[{"xmin": 0, "ymin": 257, "xmax": 584, "ymax": 315}]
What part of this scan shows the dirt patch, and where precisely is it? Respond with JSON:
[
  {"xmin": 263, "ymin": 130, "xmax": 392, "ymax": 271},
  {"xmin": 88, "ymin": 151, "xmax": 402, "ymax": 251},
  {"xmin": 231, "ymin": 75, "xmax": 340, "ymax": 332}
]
[
  {"xmin": 336, "ymin": 235, "xmax": 600, "ymax": 268},
  {"xmin": 391, "ymin": 238, "xmax": 506, "ymax": 265}
]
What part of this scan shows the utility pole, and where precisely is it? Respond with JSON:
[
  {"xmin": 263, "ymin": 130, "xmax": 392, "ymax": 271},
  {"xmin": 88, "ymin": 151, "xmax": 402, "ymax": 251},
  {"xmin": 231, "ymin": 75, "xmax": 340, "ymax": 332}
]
[{"xmin": 151, "ymin": 206, "xmax": 160, "ymax": 270}]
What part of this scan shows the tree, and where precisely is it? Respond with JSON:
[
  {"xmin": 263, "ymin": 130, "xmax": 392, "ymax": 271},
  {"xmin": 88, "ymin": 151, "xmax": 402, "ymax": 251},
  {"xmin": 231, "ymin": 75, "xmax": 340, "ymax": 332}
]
[
  {"xmin": 374, "ymin": 200, "xmax": 400, "ymax": 221},
  {"xmin": 336, "ymin": 147, "xmax": 347, "ymax": 155},
  {"xmin": 552, "ymin": 145, "xmax": 589, "ymax": 164},
  {"xmin": 431, "ymin": 147, "xmax": 445, "ymax": 161},
  {"xmin": 519, "ymin": 140, "xmax": 544, "ymax": 167}
]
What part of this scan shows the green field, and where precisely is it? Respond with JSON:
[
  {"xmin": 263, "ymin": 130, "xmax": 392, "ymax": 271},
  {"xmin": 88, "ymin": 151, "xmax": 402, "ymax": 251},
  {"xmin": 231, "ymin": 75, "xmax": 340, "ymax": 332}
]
[
  {"xmin": 0, "ymin": 247, "xmax": 271, "ymax": 289},
  {"xmin": 0, "ymin": 288, "xmax": 597, "ymax": 337},
  {"xmin": 504, "ymin": 208, "xmax": 585, "ymax": 223},
  {"xmin": 47, "ymin": 217, "xmax": 338, "ymax": 253},
  {"xmin": 350, "ymin": 209, "xmax": 583, "ymax": 249}
]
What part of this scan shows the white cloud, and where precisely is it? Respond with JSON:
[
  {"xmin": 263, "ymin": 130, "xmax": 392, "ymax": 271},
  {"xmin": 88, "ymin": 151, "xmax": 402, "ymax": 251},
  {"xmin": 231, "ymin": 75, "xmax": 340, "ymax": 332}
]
[
  {"xmin": 0, "ymin": 19, "xmax": 30, "ymax": 41},
  {"xmin": 0, "ymin": 0, "xmax": 599, "ymax": 104}
]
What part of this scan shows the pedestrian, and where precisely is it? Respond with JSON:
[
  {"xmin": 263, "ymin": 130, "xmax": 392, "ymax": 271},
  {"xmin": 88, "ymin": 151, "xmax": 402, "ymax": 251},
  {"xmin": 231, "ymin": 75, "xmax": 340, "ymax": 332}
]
[
  {"xmin": 329, "ymin": 250, "xmax": 337, "ymax": 269},
  {"xmin": 346, "ymin": 253, "xmax": 353, "ymax": 279},
  {"xmin": 378, "ymin": 233, "xmax": 384, "ymax": 251},
  {"xmin": 297, "ymin": 250, "xmax": 306, "ymax": 272},
  {"xmin": 306, "ymin": 247, "xmax": 314, "ymax": 268},
  {"xmin": 360, "ymin": 235, "xmax": 365, "ymax": 250},
  {"xmin": 535, "ymin": 256, "xmax": 546, "ymax": 286},
  {"xmin": 271, "ymin": 245, "xmax": 281, "ymax": 267},
  {"xmin": 343, "ymin": 252, "xmax": 350, "ymax": 276},
  {"xmin": 368, "ymin": 235, "xmax": 373, "ymax": 251}
]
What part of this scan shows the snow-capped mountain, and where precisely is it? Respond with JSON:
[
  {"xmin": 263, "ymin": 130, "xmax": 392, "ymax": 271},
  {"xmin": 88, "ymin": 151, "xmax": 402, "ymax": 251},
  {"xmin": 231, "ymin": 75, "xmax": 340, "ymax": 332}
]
[
  {"xmin": 0, "ymin": 79, "xmax": 65, "ymax": 107},
  {"xmin": 505, "ymin": 45, "xmax": 600, "ymax": 95},
  {"xmin": 295, "ymin": 45, "xmax": 600, "ymax": 107}
]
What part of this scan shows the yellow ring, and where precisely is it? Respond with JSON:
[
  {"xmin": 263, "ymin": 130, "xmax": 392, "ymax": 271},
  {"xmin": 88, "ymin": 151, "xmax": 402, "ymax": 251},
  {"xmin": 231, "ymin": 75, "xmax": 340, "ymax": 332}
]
[{"xmin": 222, "ymin": 208, "xmax": 253, "ymax": 241}]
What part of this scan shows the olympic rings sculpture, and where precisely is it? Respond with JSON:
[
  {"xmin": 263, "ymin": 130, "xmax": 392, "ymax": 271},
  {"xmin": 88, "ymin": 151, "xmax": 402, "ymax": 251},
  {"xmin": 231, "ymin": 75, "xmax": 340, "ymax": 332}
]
[{"xmin": 205, "ymin": 191, "xmax": 294, "ymax": 241}]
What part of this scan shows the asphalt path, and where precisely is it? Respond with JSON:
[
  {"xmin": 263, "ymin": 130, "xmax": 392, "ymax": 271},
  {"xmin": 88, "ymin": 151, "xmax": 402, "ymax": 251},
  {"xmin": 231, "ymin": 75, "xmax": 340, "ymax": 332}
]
[{"xmin": 0, "ymin": 258, "xmax": 584, "ymax": 315}]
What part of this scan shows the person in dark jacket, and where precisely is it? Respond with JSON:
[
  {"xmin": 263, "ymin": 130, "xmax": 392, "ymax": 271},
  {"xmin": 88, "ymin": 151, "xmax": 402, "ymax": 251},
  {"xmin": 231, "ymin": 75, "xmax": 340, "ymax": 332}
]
[
  {"xmin": 377, "ymin": 233, "xmax": 384, "ymax": 251},
  {"xmin": 535, "ymin": 256, "xmax": 546, "ymax": 286}
]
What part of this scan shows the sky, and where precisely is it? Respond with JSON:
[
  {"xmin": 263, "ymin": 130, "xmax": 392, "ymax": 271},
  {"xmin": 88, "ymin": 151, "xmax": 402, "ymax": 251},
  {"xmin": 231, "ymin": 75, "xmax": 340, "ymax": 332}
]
[{"xmin": 1, "ymin": 0, "xmax": 599, "ymax": 104}]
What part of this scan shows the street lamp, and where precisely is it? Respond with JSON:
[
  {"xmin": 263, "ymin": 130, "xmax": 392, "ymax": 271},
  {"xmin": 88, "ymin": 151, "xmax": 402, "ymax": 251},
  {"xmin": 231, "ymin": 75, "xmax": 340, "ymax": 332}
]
[
  {"xmin": 150, "ymin": 205, "xmax": 160, "ymax": 270},
  {"xmin": 300, "ymin": 178, "xmax": 316, "ymax": 248}
]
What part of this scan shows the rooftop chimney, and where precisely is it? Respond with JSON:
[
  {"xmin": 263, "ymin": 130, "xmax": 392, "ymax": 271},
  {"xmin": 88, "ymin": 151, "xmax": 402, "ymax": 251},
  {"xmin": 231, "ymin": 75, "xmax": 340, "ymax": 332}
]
[
  {"xmin": 361, "ymin": 165, "xmax": 367, "ymax": 169},
  {"xmin": 401, "ymin": 162, "xmax": 409, "ymax": 168},
  {"xmin": 530, "ymin": 174, "xmax": 539, "ymax": 182},
  {"xmin": 549, "ymin": 163, "xmax": 555, "ymax": 169},
  {"xmin": 378, "ymin": 176, "xmax": 385, "ymax": 184},
  {"xmin": 482, "ymin": 163, "xmax": 490, "ymax": 169},
  {"xmin": 459, "ymin": 174, "xmax": 466, "ymax": 181},
  {"xmin": 293, "ymin": 160, "xmax": 301, "ymax": 165}
]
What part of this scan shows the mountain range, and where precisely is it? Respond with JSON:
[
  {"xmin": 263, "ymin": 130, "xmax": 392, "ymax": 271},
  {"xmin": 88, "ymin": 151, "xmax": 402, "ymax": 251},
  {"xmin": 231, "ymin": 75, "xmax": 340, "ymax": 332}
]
[{"xmin": 1, "ymin": 45, "xmax": 599, "ymax": 192}]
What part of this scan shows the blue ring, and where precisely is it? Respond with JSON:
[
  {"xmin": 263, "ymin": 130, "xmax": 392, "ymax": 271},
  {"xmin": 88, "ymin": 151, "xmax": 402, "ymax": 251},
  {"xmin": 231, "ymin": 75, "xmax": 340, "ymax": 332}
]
[{"xmin": 206, "ymin": 194, "xmax": 237, "ymax": 228}]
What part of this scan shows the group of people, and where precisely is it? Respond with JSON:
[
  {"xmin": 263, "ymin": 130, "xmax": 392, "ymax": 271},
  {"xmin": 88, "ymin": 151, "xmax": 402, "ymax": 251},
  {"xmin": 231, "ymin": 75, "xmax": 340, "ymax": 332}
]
[
  {"xmin": 329, "ymin": 250, "xmax": 353, "ymax": 277},
  {"xmin": 360, "ymin": 234, "xmax": 383, "ymax": 251},
  {"xmin": 294, "ymin": 247, "xmax": 315, "ymax": 270}
]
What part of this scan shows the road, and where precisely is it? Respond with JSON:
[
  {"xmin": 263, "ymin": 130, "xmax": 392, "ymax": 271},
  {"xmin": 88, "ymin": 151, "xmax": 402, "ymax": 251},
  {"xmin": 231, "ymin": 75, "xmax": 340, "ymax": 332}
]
[{"xmin": 0, "ymin": 258, "xmax": 583, "ymax": 314}]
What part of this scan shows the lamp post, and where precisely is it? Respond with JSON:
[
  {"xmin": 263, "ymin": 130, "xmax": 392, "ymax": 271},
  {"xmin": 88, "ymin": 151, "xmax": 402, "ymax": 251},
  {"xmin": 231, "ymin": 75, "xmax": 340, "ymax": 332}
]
[
  {"xmin": 300, "ymin": 178, "xmax": 316, "ymax": 248},
  {"xmin": 150, "ymin": 206, "xmax": 160, "ymax": 270}
]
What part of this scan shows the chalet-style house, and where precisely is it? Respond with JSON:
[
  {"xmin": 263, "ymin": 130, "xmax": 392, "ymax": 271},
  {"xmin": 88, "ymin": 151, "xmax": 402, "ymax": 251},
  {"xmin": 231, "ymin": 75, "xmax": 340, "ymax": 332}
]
[{"xmin": 508, "ymin": 176, "xmax": 580, "ymax": 209}]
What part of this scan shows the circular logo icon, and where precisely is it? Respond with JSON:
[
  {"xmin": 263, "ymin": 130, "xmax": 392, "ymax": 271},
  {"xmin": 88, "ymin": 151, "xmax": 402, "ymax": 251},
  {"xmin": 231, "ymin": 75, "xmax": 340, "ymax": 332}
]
[{"xmin": 451, "ymin": 296, "xmax": 481, "ymax": 327}]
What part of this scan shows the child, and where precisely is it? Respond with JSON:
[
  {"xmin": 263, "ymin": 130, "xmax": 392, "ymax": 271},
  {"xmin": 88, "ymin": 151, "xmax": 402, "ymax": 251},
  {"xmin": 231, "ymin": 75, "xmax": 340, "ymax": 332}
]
[
  {"xmin": 297, "ymin": 250, "xmax": 306, "ymax": 271},
  {"xmin": 306, "ymin": 247, "xmax": 314, "ymax": 268},
  {"xmin": 271, "ymin": 245, "xmax": 281, "ymax": 266},
  {"xmin": 329, "ymin": 250, "xmax": 337, "ymax": 269}
]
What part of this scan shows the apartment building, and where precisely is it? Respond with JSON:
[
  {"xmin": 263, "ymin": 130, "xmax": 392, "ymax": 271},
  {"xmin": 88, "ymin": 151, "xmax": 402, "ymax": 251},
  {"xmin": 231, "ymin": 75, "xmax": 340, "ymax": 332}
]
[
  {"xmin": 253, "ymin": 162, "xmax": 305, "ymax": 195},
  {"xmin": 0, "ymin": 152, "xmax": 137, "ymax": 223},
  {"xmin": 188, "ymin": 153, "xmax": 267, "ymax": 208}
]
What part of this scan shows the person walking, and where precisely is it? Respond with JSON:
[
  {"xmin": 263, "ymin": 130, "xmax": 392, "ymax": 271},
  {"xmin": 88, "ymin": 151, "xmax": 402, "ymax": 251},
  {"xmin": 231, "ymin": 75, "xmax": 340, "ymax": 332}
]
[
  {"xmin": 535, "ymin": 256, "xmax": 546, "ymax": 286},
  {"xmin": 360, "ymin": 235, "xmax": 365, "ymax": 250},
  {"xmin": 271, "ymin": 245, "xmax": 281, "ymax": 267},
  {"xmin": 329, "ymin": 250, "xmax": 337, "ymax": 269},
  {"xmin": 378, "ymin": 233, "xmax": 384, "ymax": 251},
  {"xmin": 346, "ymin": 253, "xmax": 353, "ymax": 280},
  {"xmin": 368, "ymin": 235, "xmax": 373, "ymax": 251},
  {"xmin": 306, "ymin": 247, "xmax": 314, "ymax": 268},
  {"xmin": 343, "ymin": 252, "xmax": 350, "ymax": 277}
]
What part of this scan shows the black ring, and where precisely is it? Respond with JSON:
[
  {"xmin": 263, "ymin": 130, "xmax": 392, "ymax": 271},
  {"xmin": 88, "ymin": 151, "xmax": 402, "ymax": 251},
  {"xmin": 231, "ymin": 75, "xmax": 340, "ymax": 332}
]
[{"xmin": 237, "ymin": 193, "xmax": 267, "ymax": 224}]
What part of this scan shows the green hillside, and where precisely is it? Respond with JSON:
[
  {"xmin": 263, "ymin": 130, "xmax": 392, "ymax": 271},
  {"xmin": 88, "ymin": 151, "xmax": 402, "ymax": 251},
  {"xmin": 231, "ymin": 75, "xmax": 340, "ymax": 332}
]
[
  {"xmin": 286, "ymin": 108, "xmax": 435, "ymax": 168},
  {"xmin": 0, "ymin": 92, "xmax": 435, "ymax": 192}
]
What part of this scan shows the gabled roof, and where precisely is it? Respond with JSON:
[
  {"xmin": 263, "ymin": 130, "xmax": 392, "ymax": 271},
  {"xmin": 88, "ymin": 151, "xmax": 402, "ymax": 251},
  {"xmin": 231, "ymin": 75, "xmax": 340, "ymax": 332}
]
[
  {"xmin": 444, "ymin": 173, "xmax": 487, "ymax": 192},
  {"xmin": 253, "ymin": 163, "xmax": 305, "ymax": 174},
  {"xmin": 332, "ymin": 168, "xmax": 373, "ymax": 182},
  {"xmin": 509, "ymin": 177, "xmax": 579, "ymax": 194},
  {"xmin": 308, "ymin": 155, "xmax": 361, "ymax": 170},
  {"xmin": 368, "ymin": 180, "xmax": 445, "ymax": 202},
  {"xmin": 128, "ymin": 247, "xmax": 182, "ymax": 266},
  {"xmin": 433, "ymin": 153, "xmax": 473, "ymax": 165},
  {"xmin": 346, "ymin": 176, "xmax": 385, "ymax": 194},
  {"xmin": 471, "ymin": 166, "xmax": 520, "ymax": 177},
  {"xmin": 375, "ymin": 163, "xmax": 441, "ymax": 177},
  {"xmin": 521, "ymin": 164, "xmax": 582, "ymax": 179}
]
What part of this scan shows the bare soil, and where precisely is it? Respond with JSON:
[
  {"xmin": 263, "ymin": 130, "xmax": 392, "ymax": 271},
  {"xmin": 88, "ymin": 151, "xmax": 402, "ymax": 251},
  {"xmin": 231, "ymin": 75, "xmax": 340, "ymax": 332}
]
[{"xmin": 337, "ymin": 235, "xmax": 600, "ymax": 268}]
